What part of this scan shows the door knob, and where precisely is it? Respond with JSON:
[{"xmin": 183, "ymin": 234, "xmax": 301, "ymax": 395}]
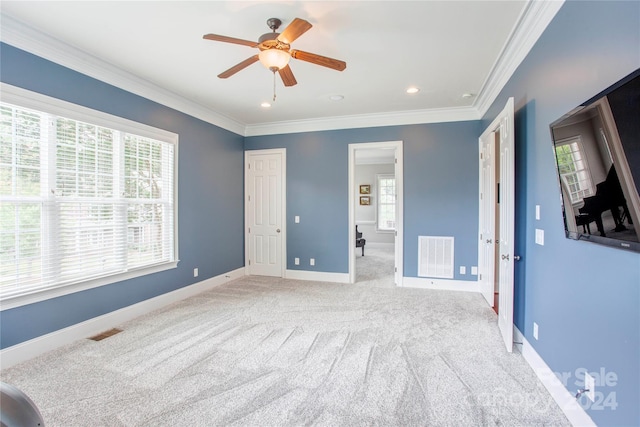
[
  {"xmin": 514, "ymin": 255, "xmax": 521, "ymax": 261},
  {"xmin": 276, "ymin": 229, "xmax": 281, "ymax": 233}
]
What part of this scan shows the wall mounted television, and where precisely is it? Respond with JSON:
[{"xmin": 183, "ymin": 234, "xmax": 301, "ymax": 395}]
[{"xmin": 550, "ymin": 68, "xmax": 640, "ymax": 253}]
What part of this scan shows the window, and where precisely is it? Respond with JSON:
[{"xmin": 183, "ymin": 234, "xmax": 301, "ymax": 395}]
[
  {"xmin": 377, "ymin": 174, "xmax": 396, "ymax": 231},
  {"xmin": 555, "ymin": 137, "xmax": 594, "ymax": 204},
  {"xmin": 0, "ymin": 85, "xmax": 178, "ymax": 306}
]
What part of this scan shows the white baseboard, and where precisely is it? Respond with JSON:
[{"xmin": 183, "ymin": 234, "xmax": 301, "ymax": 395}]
[
  {"xmin": 285, "ymin": 269, "xmax": 350, "ymax": 283},
  {"xmin": 402, "ymin": 277, "xmax": 480, "ymax": 292},
  {"xmin": 0, "ymin": 267, "xmax": 246, "ymax": 369},
  {"xmin": 516, "ymin": 327, "xmax": 596, "ymax": 427}
]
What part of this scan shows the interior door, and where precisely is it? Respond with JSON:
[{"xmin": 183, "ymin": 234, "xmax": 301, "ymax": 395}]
[
  {"xmin": 246, "ymin": 150, "xmax": 284, "ymax": 277},
  {"xmin": 479, "ymin": 131, "xmax": 496, "ymax": 306},
  {"xmin": 497, "ymin": 99, "xmax": 515, "ymax": 353}
]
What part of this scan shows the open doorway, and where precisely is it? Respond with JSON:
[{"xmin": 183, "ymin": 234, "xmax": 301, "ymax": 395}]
[{"xmin": 348, "ymin": 141, "xmax": 403, "ymax": 286}]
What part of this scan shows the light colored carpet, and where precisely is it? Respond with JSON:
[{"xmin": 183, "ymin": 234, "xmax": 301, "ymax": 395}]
[
  {"xmin": 1, "ymin": 268, "xmax": 570, "ymax": 426},
  {"xmin": 356, "ymin": 242, "xmax": 395, "ymax": 286}
]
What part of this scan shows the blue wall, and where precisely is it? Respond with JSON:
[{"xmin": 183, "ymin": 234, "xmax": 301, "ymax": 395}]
[
  {"xmin": 483, "ymin": 1, "xmax": 640, "ymax": 425},
  {"xmin": 0, "ymin": 44, "xmax": 246, "ymax": 349},
  {"xmin": 244, "ymin": 121, "xmax": 480, "ymax": 278}
]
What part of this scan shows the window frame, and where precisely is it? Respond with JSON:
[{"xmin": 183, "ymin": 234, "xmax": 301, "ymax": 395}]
[
  {"xmin": 554, "ymin": 136, "xmax": 594, "ymax": 205},
  {"xmin": 376, "ymin": 173, "xmax": 396, "ymax": 232},
  {"xmin": 0, "ymin": 83, "xmax": 179, "ymax": 310}
]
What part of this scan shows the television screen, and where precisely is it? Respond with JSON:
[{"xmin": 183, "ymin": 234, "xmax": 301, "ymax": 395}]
[{"xmin": 550, "ymin": 68, "xmax": 640, "ymax": 252}]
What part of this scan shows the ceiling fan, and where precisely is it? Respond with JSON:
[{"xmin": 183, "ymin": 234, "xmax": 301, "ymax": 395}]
[{"xmin": 203, "ymin": 17, "xmax": 346, "ymax": 88}]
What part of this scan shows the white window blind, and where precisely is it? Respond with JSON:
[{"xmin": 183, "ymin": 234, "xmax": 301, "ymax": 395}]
[
  {"xmin": 0, "ymin": 96, "xmax": 177, "ymax": 303},
  {"xmin": 377, "ymin": 174, "xmax": 396, "ymax": 231}
]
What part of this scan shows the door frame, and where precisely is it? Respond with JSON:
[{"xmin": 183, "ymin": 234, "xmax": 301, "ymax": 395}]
[
  {"xmin": 478, "ymin": 130, "xmax": 497, "ymax": 307},
  {"xmin": 478, "ymin": 97, "xmax": 516, "ymax": 352},
  {"xmin": 244, "ymin": 148, "xmax": 287, "ymax": 278},
  {"xmin": 348, "ymin": 141, "xmax": 404, "ymax": 285}
]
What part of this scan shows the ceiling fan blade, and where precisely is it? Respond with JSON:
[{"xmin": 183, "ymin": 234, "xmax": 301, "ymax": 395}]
[
  {"xmin": 278, "ymin": 65, "xmax": 297, "ymax": 87},
  {"xmin": 277, "ymin": 18, "xmax": 312, "ymax": 44},
  {"xmin": 290, "ymin": 50, "xmax": 346, "ymax": 71},
  {"xmin": 218, "ymin": 55, "xmax": 259, "ymax": 79},
  {"xmin": 203, "ymin": 34, "xmax": 258, "ymax": 48}
]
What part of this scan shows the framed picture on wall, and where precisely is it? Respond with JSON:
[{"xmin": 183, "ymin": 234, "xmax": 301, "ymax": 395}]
[
  {"xmin": 359, "ymin": 184, "xmax": 371, "ymax": 194},
  {"xmin": 360, "ymin": 196, "xmax": 371, "ymax": 205}
]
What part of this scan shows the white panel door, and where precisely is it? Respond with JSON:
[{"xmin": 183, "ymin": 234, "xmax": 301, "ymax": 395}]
[
  {"xmin": 246, "ymin": 151, "xmax": 283, "ymax": 277},
  {"xmin": 497, "ymin": 99, "xmax": 515, "ymax": 353},
  {"xmin": 479, "ymin": 131, "xmax": 496, "ymax": 307}
]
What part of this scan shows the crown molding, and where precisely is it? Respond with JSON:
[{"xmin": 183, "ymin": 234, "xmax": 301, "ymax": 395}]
[
  {"xmin": 245, "ymin": 106, "xmax": 480, "ymax": 137},
  {"xmin": 0, "ymin": 13, "xmax": 246, "ymax": 136},
  {"xmin": 1, "ymin": 1, "xmax": 563, "ymax": 137},
  {"xmin": 474, "ymin": 0, "xmax": 565, "ymax": 118}
]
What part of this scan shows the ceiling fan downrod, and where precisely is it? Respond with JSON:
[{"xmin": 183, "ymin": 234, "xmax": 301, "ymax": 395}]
[{"xmin": 266, "ymin": 18, "xmax": 282, "ymax": 32}]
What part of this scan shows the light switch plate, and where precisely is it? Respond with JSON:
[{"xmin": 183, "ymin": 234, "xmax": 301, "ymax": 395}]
[
  {"xmin": 535, "ymin": 229, "xmax": 544, "ymax": 245},
  {"xmin": 295, "ymin": 216, "xmax": 300, "ymax": 223},
  {"xmin": 536, "ymin": 205, "xmax": 541, "ymax": 220}
]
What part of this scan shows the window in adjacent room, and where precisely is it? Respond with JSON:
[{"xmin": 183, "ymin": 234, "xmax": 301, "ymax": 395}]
[
  {"xmin": 0, "ymin": 85, "xmax": 178, "ymax": 306},
  {"xmin": 554, "ymin": 136, "xmax": 594, "ymax": 204},
  {"xmin": 376, "ymin": 174, "xmax": 396, "ymax": 231}
]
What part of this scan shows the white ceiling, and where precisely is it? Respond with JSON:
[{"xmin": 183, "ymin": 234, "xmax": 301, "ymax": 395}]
[{"xmin": 0, "ymin": 1, "xmax": 562, "ymax": 136}]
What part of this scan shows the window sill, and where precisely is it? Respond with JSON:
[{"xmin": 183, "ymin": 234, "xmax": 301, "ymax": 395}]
[{"xmin": 0, "ymin": 260, "xmax": 179, "ymax": 311}]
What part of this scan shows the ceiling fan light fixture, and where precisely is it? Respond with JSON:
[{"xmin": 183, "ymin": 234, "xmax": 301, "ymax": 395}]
[{"xmin": 259, "ymin": 48, "xmax": 291, "ymax": 71}]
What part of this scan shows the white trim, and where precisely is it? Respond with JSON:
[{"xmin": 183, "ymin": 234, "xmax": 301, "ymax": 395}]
[
  {"xmin": 349, "ymin": 141, "xmax": 404, "ymax": 286},
  {"xmin": 245, "ymin": 107, "xmax": 480, "ymax": 137},
  {"xmin": 0, "ymin": 83, "xmax": 178, "ymax": 143},
  {"xmin": 516, "ymin": 327, "xmax": 597, "ymax": 427},
  {"xmin": 0, "ymin": 2, "xmax": 561, "ymax": 137},
  {"xmin": 0, "ymin": 261, "xmax": 179, "ymax": 311},
  {"xmin": 0, "ymin": 14, "xmax": 246, "ymax": 136},
  {"xmin": 285, "ymin": 269, "xmax": 350, "ymax": 284},
  {"xmin": 0, "ymin": 267, "xmax": 246, "ymax": 369},
  {"xmin": 474, "ymin": 0, "xmax": 564, "ymax": 117},
  {"xmin": 402, "ymin": 277, "xmax": 480, "ymax": 292}
]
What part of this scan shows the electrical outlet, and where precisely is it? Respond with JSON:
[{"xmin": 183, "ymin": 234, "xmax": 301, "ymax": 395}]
[
  {"xmin": 295, "ymin": 216, "xmax": 300, "ymax": 223},
  {"xmin": 294, "ymin": 257, "xmax": 300, "ymax": 265},
  {"xmin": 459, "ymin": 266, "xmax": 466, "ymax": 275},
  {"xmin": 584, "ymin": 372, "xmax": 595, "ymax": 402},
  {"xmin": 310, "ymin": 258, "xmax": 315, "ymax": 266},
  {"xmin": 471, "ymin": 266, "xmax": 478, "ymax": 275},
  {"xmin": 533, "ymin": 322, "xmax": 539, "ymax": 340},
  {"xmin": 535, "ymin": 229, "xmax": 544, "ymax": 246},
  {"xmin": 193, "ymin": 268, "xmax": 198, "ymax": 277}
]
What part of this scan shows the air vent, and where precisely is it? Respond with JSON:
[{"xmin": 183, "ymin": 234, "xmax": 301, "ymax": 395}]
[
  {"xmin": 88, "ymin": 328, "xmax": 122, "ymax": 341},
  {"xmin": 418, "ymin": 236, "xmax": 454, "ymax": 279}
]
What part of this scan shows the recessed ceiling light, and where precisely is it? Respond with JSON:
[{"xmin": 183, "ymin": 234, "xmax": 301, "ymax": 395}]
[
  {"xmin": 261, "ymin": 102, "xmax": 271, "ymax": 108},
  {"xmin": 329, "ymin": 95, "xmax": 344, "ymax": 101},
  {"xmin": 406, "ymin": 87, "xmax": 420, "ymax": 94}
]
